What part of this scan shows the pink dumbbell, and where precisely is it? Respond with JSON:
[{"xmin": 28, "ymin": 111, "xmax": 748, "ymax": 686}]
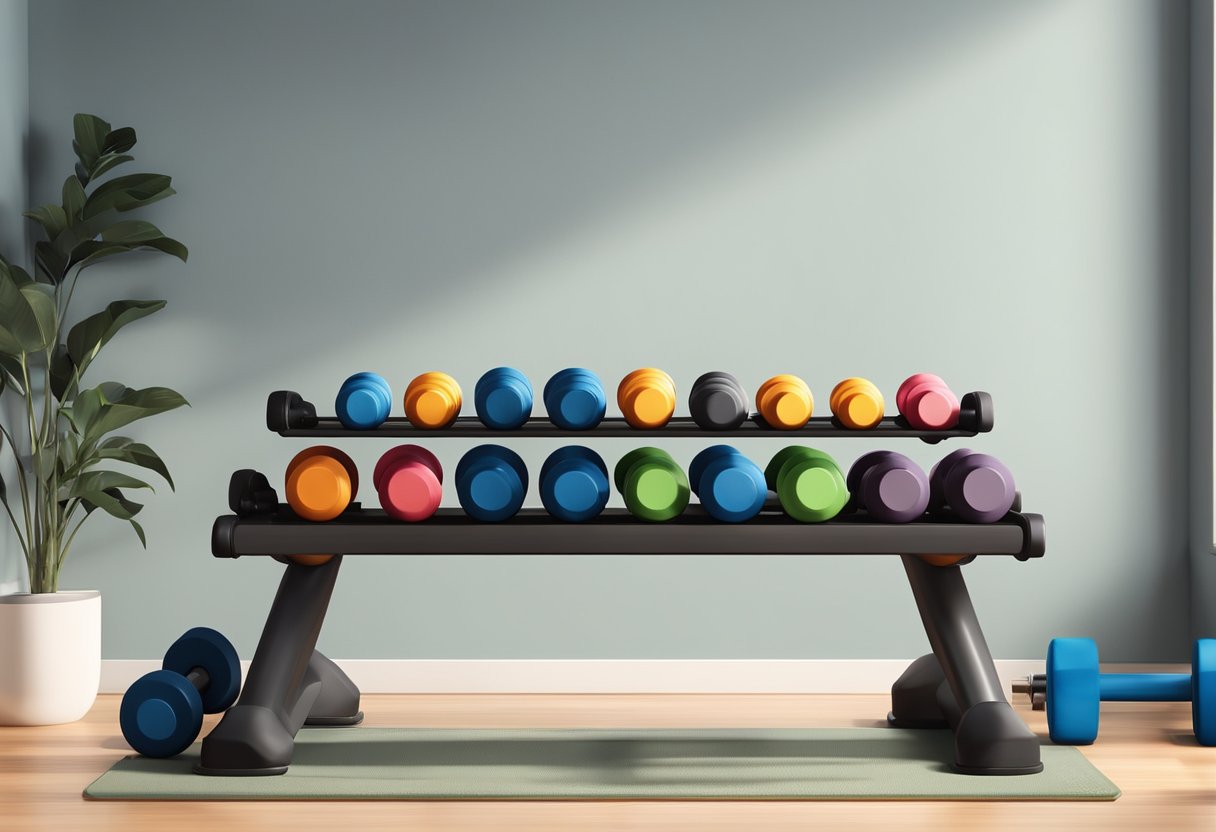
[
  {"xmin": 373, "ymin": 445, "xmax": 443, "ymax": 522},
  {"xmin": 896, "ymin": 373, "xmax": 960, "ymax": 431}
]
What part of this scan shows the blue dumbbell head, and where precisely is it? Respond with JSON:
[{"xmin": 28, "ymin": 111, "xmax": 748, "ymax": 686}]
[
  {"xmin": 689, "ymin": 445, "xmax": 766, "ymax": 523},
  {"xmin": 1046, "ymin": 638, "xmax": 1101, "ymax": 745},
  {"xmin": 540, "ymin": 446, "xmax": 610, "ymax": 522},
  {"xmin": 335, "ymin": 372, "xmax": 392, "ymax": 430},
  {"xmin": 1195, "ymin": 639, "xmax": 1216, "ymax": 746},
  {"xmin": 120, "ymin": 669, "xmax": 205, "ymax": 758},
  {"xmin": 475, "ymin": 367, "xmax": 534, "ymax": 430},
  {"xmin": 543, "ymin": 368, "xmax": 606, "ymax": 430},
  {"xmin": 456, "ymin": 444, "xmax": 529, "ymax": 522},
  {"xmin": 162, "ymin": 626, "xmax": 241, "ymax": 713}
]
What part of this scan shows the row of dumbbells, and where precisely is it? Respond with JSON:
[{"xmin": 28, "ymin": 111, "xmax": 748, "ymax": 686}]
[
  {"xmin": 334, "ymin": 368, "xmax": 963, "ymax": 431},
  {"xmin": 284, "ymin": 444, "xmax": 1016, "ymax": 524}
]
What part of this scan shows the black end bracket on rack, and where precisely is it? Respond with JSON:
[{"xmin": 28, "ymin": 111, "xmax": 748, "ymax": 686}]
[
  {"xmin": 267, "ymin": 390, "xmax": 317, "ymax": 432},
  {"xmin": 229, "ymin": 469, "xmax": 280, "ymax": 518}
]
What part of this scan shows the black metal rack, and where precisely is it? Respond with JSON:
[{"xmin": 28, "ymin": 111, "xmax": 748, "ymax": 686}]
[
  {"xmin": 266, "ymin": 389, "xmax": 995, "ymax": 441},
  {"xmin": 198, "ymin": 387, "xmax": 1045, "ymax": 778}
]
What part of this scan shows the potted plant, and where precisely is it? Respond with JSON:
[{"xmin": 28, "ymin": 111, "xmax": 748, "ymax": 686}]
[{"xmin": 0, "ymin": 114, "xmax": 187, "ymax": 724}]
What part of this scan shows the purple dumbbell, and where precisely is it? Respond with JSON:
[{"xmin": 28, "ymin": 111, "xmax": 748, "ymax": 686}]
[
  {"xmin": 929, "ymin": 448, "xmax": 1016, "ymax": 523},
  {"xmin": 846, "ymin": 451, "xmax": 930, "ymax": 523}
]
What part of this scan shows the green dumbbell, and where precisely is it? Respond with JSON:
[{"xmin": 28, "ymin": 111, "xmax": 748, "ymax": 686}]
[
  {"xmin": 764, "ymin": 446, "xmax": 848, "ymax": 523},
  {"xmin": 614, "ymin": 447, "xmax": 690, "ymax": 522}
]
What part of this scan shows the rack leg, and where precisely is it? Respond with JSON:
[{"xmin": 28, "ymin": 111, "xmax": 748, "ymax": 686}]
[
  {"xmin": 896, "ymin": 555, "xmax": 1042, "ymax": 775},
  {"xmin": 198, "ymin": 556, "xmax": 346, "ymax": 775}
]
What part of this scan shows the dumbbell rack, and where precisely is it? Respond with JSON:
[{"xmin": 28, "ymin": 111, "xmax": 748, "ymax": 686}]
[{"xmin": 200, "ymin": 388, "xmax": 1046, "ymax": 777}]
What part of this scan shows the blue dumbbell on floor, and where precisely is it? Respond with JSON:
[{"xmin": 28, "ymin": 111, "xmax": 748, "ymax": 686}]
[
  {"xmin": 1013, "ymin": 637, "xmax": 1215, "ymax": 746},
  {"xmin": 119, "ymin": 627, "xmax": 242, "ymax": 757}
]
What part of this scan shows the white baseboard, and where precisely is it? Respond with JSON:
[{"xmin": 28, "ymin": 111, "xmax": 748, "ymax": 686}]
[{"xmin": 100, "ymin": 659, "xmax": 1047, "ymax": 695}]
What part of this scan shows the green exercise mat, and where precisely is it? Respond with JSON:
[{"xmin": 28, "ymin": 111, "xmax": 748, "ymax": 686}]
[{"xmin": 85, "ymin": 726, "xmax": 1119, "ymax": 801}]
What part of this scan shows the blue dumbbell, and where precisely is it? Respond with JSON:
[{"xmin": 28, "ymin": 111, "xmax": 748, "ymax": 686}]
[
  {"xmin": 688, "ymin": 445, "xmax": 767, "ymax": 523},
  {"xmin": 540, "ymin": 446, "xmax": 610, "ymax": 522},
  {"xmin": 335, "ymin": 372, "xmax": 393, "ymax": 430},
  {"xmin": 119, "ymin": 627, "xmax": 242, "ymax": 758},
  {"xmin": 1014, "ymin": 638, "xmax": 1216, "ymax": 746},
  {"xmin": 456, "ymin": 444, "xmax": 529, "ymax": 522},
  {"xmin": 474, "ymin": 367, "xmax": 533, "ymax": 429},
  {"xmin": 543, "ymin": 368, "xmax": 606, "ymax": 430}
]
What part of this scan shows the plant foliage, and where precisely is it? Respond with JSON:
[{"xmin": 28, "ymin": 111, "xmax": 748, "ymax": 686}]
[{"xmin": 0, "ymin": 114, "xmax": 187, "ymax": 592}]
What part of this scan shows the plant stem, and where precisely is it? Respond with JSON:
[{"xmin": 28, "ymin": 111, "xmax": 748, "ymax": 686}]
[{"xmin": 19, "ymin": 356, "xmax": 48, "ymax": 592}]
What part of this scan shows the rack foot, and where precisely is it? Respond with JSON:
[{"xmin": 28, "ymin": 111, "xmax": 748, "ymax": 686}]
[
  {"xmin": 200, "ymin": 557, "xmax": 344, "ymax": 775},
  {"xmin": 304, "ymin": 650, "xmax": 363, "ymax": 727},
  {"xmin": 899, "ymin": 555, "xmax": 1042, "ymax": 775}
]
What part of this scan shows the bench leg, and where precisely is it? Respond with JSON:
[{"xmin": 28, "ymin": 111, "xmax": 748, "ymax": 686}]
[
  {"xmin": 896, "ymin": 555, "xmax": 1043, "ymax": 775},
  {"xmin": 198, "ymin": 556, "xmax": 348, "ymax": 775}
]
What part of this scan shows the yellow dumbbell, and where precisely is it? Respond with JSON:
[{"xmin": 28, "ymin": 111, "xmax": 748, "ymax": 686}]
[
  {"xmin": 617, "ymin": 368, "xmax": 676, "ymax": 429},
  {"xmin": 404, "ymin": 371, "xmax": 462, "ymax": 429},
  {"xmin": 829, "ymin": 377, "xmax": 885, "ymax": 430},
  {"xmin": 756, "ymin": 374, "xmax": 813, "ymax": 429}
]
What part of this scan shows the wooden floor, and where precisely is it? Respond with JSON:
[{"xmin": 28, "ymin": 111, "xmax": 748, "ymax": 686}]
[{"xmin": 0, "ymin": 693, "xmax": 1213, "ymax": 831}]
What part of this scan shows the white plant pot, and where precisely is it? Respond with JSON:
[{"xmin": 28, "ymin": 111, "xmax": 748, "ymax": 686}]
[{"xmin": 0, "ymin": 590, "xmax": 101, "ymax": 725}]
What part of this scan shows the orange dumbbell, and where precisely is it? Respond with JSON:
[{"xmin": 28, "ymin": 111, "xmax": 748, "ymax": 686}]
[
  {"xmin": 756, "ymin": 374, "xmax": 814, "ymax": 429},
  {"xmin": 404, "ymin": 372, "xmax": 462, "ymax": 429},
  {"xmin": 284, "ymin": 446, "xmax": 358, "ymax": 521},
  {"xmin": 829, "ymin": 377, "xmax": 885, "ymax": 430},
  {"xmin": 617, "ymin": 368, "xmax": 676, "ymax": 429}
]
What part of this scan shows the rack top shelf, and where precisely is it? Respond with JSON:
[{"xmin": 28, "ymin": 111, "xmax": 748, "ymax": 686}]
[
  {"xmin": 212, "ymin": 506, "xmax": 1043, "ymax": 560},
  {"xmin": 266, "ymin": 390, "xmax": 994, "ymax": 442}
]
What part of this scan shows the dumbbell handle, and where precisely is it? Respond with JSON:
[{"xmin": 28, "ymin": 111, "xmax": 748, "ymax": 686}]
[
  {"xmin": 1016, "ymin": 671, "xmax": 1191, "ymax": 709},
  {"xmin": 1099, "ymin": 673, "xmax": 1191, "ymax": 701},
  {"xmin": 184, "ymin": 666, "xmax": 211, "ymax": 693}
]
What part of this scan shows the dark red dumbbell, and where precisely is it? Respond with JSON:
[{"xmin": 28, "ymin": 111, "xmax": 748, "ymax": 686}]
[
  {"xmin": 929, "ymin": 448, "xmax": 1016, "ymax": 523},
  {"xmin": 846, "ymin": 451, "xmax": 930, "ymax": 523}
]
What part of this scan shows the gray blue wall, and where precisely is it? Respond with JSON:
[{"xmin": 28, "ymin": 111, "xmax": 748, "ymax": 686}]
[
  {"xmin": 13, "ymin": 0, "xmax": 1198, "ymax": 661},
  {"xmin": 1191, "ymin": 0, "xmax": 1215, "ymax": 639},
  {"xmin": 0, "ymin": 0, "xmax": 27, "ymax": 596}
]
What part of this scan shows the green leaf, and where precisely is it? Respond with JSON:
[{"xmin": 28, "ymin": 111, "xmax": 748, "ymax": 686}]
[
  {"xmin": 102, "ymin": 127, "xmax": 136, "ymax": 155},
  {"xmin": 0, "ymin": 272, "xmax": 57, "ymax": 354},
  {"xmin": 74, "ymin": 383, "xmax": 189, "ymax": 446},
  {"xmin": 68, "ymin": 470, "xmax": 153, "ymax": 498},
  {"xmin": 23, "ymin": 204, "xmax": 68, "ymax": 241},
  {"xmin": 34, "ymin": 240, "xmax": 67, "ymax": 284},
  {"xmin": 127, "ymin": 518, "xmax": 146, "ymax": 548},
  {"xmin": 66, "ymin": 299, "xmax": 166, "ymax": 369},
  {"xmin": 0, "ymin": 353, "xmax": 23, "ymax": 395},
  {"xmin": 56, "ymin": 428, "xmax": 79, "ymax": 474},
  {"xmin": 87, "ymin": 152, "xmax": 134, "ymax": 183},
  {"xmin": 96, "ymin": 222, "xmax": 188, "ymax": 262},
  {"xmin": 96, "ymin": 437, "xmax": 173, "ymax": 489},
  {"xmin": 77, "ymin": 486, "xmax": 144, "ymax": 520},
  {"xmin": 72, "ymin": 114, "xmax": 112, "ymax": 172},
  {"xmin": 82, "ymin": 174, "xmax": 174, "ymax": 219},
  {"xmin": 50, "ymin": 209, "xmax": 122, "ymax": 263},
  {"xmin": 67, "ymin": 242, "xmax": 130, "ymax": 270},
  {"xmin": 62, "ymin": 175, "xmax": 86, "ymax": 221},
  {"xmin": 49, "ymin": 343, "xmax": 76, "ymax": 401}
]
